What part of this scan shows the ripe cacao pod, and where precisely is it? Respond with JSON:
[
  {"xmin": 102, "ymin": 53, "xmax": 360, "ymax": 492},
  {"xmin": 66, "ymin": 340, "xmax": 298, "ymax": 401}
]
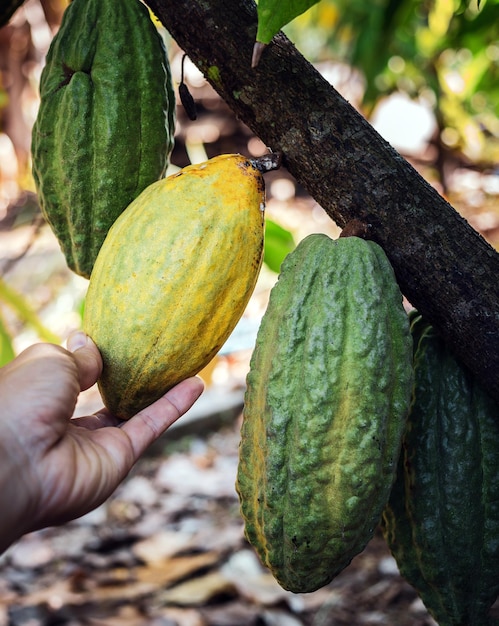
[
  {"xmin": 83, "ymin": 154, "xmax": 265, "ymax": 419},
  {"xmin": 236, "ymin": 234, "xmax": 413, "ymax": 593},
  {"xmin": 382, "ymin": 316, "xmax": 499, "ymax": 626},
  {"xmin": 32, "ymin": 0, "xmax": 175, "ymax": 278}
]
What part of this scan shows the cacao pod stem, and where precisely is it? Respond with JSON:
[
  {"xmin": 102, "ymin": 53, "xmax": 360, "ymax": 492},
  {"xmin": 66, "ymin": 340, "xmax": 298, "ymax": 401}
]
[
  {"xmin": 340, "ymin": 219, "xmax": 371, "ymax": 239},
  {"xmin": 250, "ymin": 151, "xmax": 282, "ymax": 173}
]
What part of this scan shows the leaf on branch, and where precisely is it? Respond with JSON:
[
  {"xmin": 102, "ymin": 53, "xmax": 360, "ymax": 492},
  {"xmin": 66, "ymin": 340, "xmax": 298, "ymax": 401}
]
[
  {"xmin": 255, "ymin": 0, "xmax": 321, "ymax": 46},
  {"xmin": 263, "ymin": 219, "xmax": 295, "ymax": 273}
]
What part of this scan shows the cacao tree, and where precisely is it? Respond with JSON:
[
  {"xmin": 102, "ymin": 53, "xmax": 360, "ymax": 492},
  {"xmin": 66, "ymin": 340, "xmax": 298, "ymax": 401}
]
[
  {"xmin": 2, "ymin": 1, "xmax": 499, "ymax": 620},
  {"xmin": 144, "ymin": 0, "xmax": 499, "ymax": 405},
  {"xmin": 3, "ymin": 0, "xmax": 499, "ymax": 403}
]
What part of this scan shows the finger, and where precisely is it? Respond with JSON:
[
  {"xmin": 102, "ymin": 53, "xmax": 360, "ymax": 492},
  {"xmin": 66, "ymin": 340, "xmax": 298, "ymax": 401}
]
[
  {"xmin": 70, "ymin": 409, "xmax": 123, "ymax": 430},
  {"xmin": 121, "ymin": 376, "xmax": 204, "ymax": 460},
  {"xmin": 67, "ymin": 331, "xmax": 103, "ymax": 391}
]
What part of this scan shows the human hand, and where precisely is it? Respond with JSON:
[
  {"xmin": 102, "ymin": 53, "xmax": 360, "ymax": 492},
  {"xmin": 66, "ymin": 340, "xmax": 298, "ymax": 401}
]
[{"xmin": 0, "ymin": 332, "xmax": 204, "ymax": 553}]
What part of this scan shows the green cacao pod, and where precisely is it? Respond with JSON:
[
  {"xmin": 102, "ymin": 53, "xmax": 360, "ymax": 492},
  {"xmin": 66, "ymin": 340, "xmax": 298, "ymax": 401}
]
[
  {"xmin": 236, "ymin": 234, "xmax": 413, "ymax": 593},
  {"xmin": 32, "ymin": 0, "xmax": 175, "ymax": 278},
  {"xmin": 382, "ymin": 317, "xmax": 499, "ymax": 626},
  {"xmin": 84, "ymin": 154, "xmax": 266, "ymax": 420}
]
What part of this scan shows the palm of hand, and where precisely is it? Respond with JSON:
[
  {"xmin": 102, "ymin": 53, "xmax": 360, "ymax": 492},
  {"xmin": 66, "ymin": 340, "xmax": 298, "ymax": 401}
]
[{"xmin": 0, "ymin": 337, "xmax": 203, "ymax": 552}]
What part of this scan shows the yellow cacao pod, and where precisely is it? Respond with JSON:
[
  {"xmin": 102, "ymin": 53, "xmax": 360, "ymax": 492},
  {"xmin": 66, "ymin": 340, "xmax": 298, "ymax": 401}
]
[{"xmin": 83, "ymin": 154, "xmax": 265, "ymax": 419}]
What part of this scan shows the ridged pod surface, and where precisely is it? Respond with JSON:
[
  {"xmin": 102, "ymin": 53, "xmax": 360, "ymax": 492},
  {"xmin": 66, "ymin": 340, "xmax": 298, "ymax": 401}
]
[
  {"xmin": 32, "ymin": 0, "xmax": 175, "ymax": 278},
  {"xmin": 382, "ymin": 316, "xmax": 499, "ymax": 626},
  {"xmin": 84, "ymin": 154, "xmax": 265, "ymax": 419},
  {"xmin": 236, "ymin": 234, "xmax": 413, "ymax": 593}
]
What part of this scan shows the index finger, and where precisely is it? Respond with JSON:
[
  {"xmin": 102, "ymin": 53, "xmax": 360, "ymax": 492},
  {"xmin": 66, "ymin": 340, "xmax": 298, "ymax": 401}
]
[{"xmin": 119, "ymin": 376, "xmax": 204, "ymax": 460}]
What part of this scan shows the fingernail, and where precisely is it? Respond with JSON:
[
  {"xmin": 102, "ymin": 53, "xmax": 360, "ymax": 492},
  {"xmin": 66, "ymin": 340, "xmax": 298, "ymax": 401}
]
[{"xmin": 67, "ymin": 331, "xmax": 88, "ymax": 352}]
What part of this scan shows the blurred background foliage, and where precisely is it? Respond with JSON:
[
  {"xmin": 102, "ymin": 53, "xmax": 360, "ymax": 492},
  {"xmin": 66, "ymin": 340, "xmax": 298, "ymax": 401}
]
[{"xmin": 283, "ymin": 0, "xmax": 499, "ymax": 166}]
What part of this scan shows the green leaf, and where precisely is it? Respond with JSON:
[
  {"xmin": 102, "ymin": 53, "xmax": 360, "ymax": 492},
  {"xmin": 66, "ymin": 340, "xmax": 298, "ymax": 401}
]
[
  {"xmin": 256, "ymin": 0, "xmax": 322, "ymax": 44},
  {"xmin": 263, "ymin": 219, "xmax": 296, "ymax": 273}
]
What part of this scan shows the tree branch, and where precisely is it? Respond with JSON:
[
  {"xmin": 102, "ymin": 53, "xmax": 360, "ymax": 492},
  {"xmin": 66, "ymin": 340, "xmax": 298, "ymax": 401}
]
[{"xmin": 147, "ymin": 0, "xmax": 499, "ymax": 403}]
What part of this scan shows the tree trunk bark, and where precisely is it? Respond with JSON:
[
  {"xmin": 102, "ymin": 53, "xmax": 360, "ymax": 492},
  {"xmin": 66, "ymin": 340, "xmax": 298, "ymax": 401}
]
[{"xmin": 157, "ymin": 0, "xmax": 499, "ymax": 402}]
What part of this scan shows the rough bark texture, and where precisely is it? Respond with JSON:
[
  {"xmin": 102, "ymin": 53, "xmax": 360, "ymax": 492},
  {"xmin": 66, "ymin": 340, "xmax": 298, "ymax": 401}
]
[{"xmin": 146, "ymin": 0, "xmax": 499, "ymax": 404}]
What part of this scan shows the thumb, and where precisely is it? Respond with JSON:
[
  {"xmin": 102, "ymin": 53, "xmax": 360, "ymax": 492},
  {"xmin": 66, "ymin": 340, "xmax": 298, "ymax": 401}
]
[{"xmin": 67, "ymin": 331, "xmax": 103, "ymax": 391}]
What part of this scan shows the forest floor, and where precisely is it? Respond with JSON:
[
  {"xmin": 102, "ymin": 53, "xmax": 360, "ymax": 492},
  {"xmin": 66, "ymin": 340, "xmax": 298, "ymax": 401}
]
[{"xmin": 1, "ymin": 61, "xmax": 499, "ymax": 626}]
